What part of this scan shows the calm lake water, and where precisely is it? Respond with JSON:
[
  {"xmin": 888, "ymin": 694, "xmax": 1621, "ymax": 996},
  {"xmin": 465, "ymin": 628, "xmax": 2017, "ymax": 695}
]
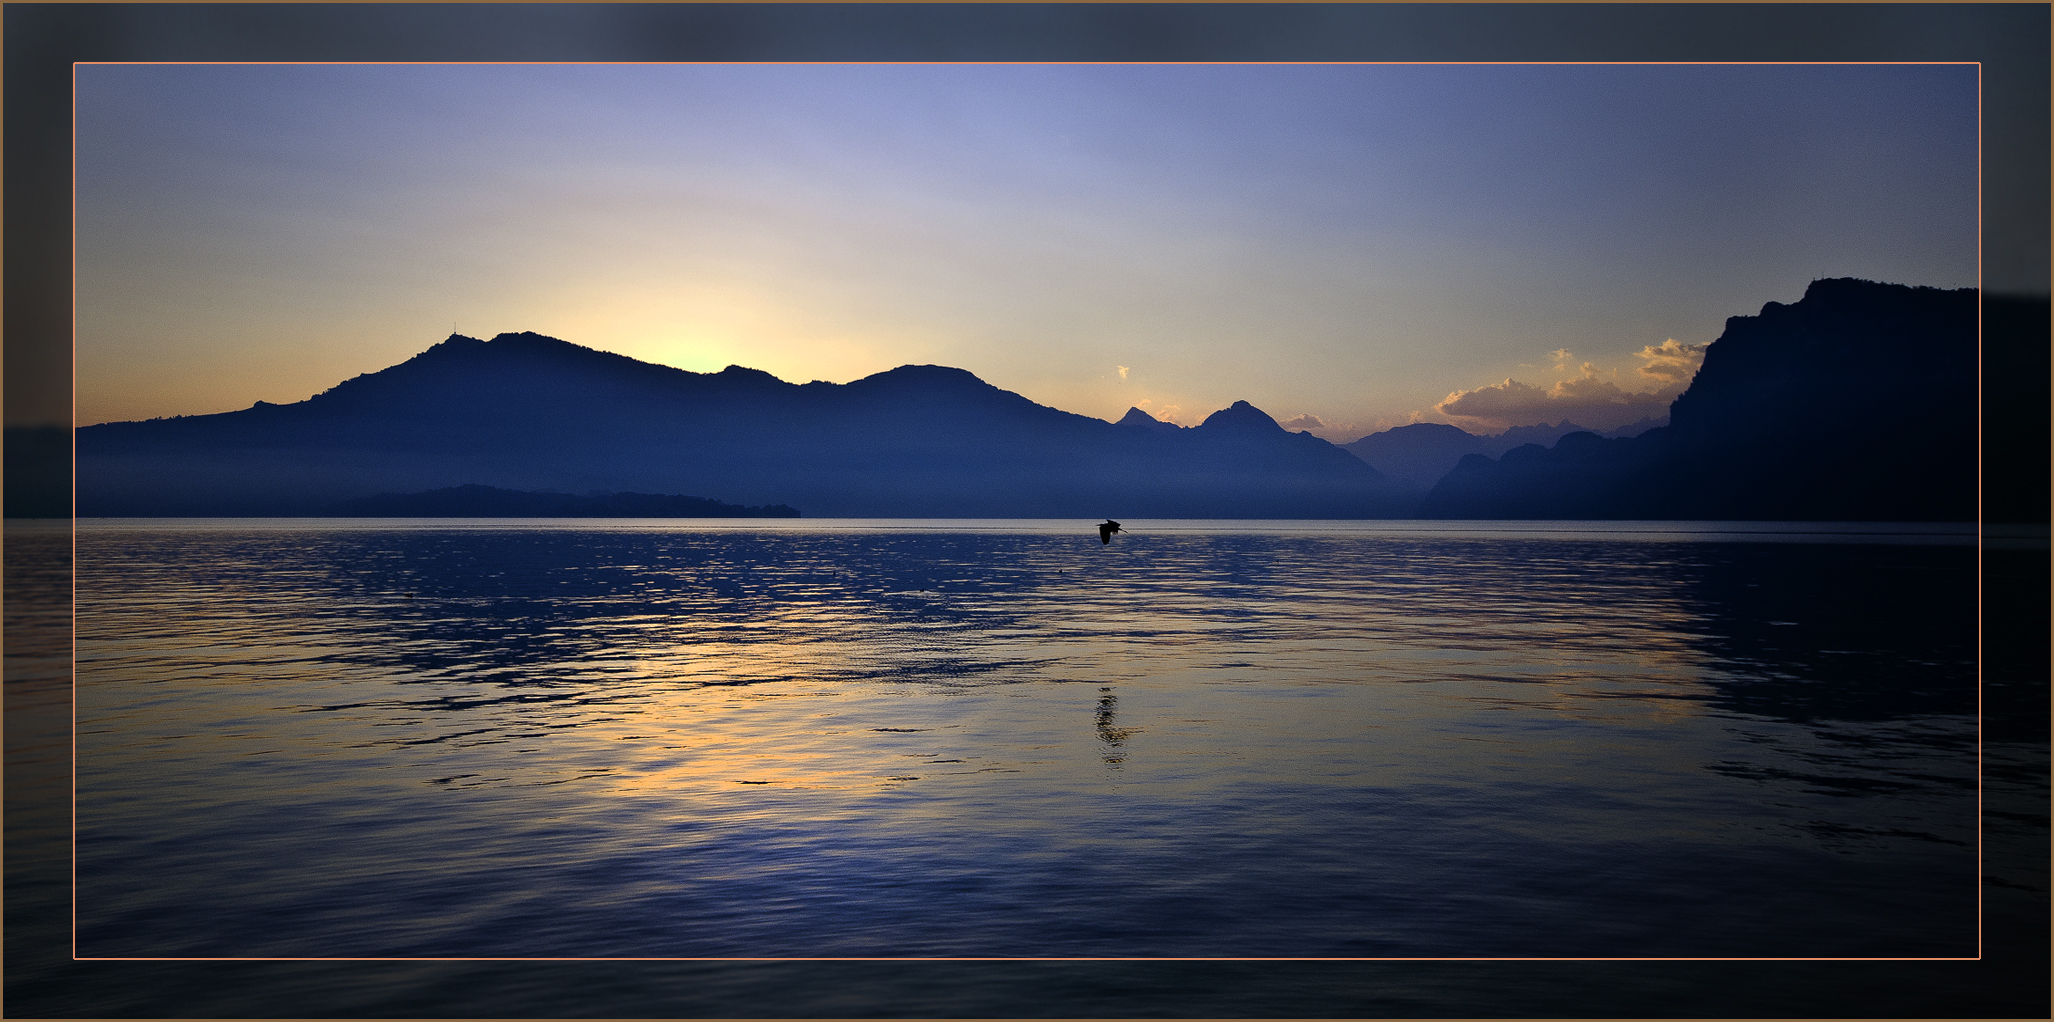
[{"xmin": 74, "ymin": 519, "xmax": 1981, "ymax": 960}]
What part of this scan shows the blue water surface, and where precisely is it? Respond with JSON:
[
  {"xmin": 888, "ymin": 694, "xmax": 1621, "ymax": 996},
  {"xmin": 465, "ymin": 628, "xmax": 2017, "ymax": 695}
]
[{"xmin": 73, "ymin": 519, "xmax": 1979, "ymax": 959}]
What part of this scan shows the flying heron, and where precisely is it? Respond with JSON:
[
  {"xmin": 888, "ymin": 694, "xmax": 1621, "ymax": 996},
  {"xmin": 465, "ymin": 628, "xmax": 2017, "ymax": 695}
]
[{"xmin": 1097, "ymin": 520, "xmax": 1123, "ymax": 544}]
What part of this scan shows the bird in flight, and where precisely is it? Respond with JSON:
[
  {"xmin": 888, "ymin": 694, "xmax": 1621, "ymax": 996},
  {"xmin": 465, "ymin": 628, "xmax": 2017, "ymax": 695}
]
[{"xmin": 1098, "ymin": 520, "xmax": 1123, "ymax": 545}]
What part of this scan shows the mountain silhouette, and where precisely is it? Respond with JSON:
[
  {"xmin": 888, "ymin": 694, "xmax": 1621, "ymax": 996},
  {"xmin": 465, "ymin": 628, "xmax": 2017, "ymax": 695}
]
[
  {"xmin": 1419, "ymin": 278, "xmax": 1981, "ymax": 520},
  {"xmin": 1115, "ymin": 407, "xmax": 1184, "ymax": 434},
  {"xmin": 78, "ymin": 333, "xmax": 1411, "ymax": 518},
  {"xmin": 1338, "ymin": 418, "xmax": 1665, "ymax": 492},
  {"xmin": 1338, "ymin": 423, "xmax": 1494, "ymax": 491}
]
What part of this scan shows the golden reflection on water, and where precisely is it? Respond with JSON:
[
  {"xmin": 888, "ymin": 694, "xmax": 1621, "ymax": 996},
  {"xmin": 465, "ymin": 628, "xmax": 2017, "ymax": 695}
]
[{"xmin": 72, "ymin": 522, "xmax": 1770, "ymax": 801}]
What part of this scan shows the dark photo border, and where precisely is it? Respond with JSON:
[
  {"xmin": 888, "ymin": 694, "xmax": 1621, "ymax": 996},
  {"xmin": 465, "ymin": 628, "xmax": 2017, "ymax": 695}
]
[{"xmin": 8, "ymin": 4, "xmax": 2047, "ymax": 1017}]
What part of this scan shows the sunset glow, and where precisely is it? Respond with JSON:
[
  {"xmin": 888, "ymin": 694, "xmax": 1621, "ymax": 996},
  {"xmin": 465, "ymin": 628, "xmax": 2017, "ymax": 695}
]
[{"xmin": 76, "ymin": 62, "xmax": 1977, "ymax": 437}]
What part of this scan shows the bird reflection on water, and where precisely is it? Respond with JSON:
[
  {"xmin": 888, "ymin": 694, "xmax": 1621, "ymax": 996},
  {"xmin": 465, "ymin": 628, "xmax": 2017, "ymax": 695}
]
[{"xmin": 1094, "ymin": 686, "xmax": 1139, "ymax": 765}]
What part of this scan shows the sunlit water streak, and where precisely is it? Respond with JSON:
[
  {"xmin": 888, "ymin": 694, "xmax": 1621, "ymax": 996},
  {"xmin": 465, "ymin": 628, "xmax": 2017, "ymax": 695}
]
[{"xmin": 75, "ymin": 520, "xmax": 1978, "ymax": 958}]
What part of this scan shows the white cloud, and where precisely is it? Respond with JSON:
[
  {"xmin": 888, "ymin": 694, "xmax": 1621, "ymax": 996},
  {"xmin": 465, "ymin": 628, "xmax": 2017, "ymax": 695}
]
[
  {"xmin": 1116, "ymin": 365, "xmax": 1129, "ymax": 380},
  {"xmin": 1635, "ymin": 338, "xmax": 1706, "ymax": 386},
  {"xmin": 1432, "ymin": 337, "xmax": 1710, "ymax": 433},
  {"xmin": 1280, "ymin": 413, "xmax": 1324, "ymax": 431},
  {"xmin": 1436, "ymin": 368, "xmax": 1672, "ymax": 433}
]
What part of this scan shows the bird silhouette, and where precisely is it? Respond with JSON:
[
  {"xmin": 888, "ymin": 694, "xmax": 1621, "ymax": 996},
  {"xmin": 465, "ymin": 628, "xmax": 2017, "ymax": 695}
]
[{"xmin": 1098, "ymin": 520, "xmax": 1123, "ymax": 544}]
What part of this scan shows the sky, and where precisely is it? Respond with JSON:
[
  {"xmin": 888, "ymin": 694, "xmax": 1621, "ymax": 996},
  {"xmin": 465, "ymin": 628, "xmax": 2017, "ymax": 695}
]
[{"xmin": 75, "ymin": 62, "xmax": 1979, "ymax": 437}]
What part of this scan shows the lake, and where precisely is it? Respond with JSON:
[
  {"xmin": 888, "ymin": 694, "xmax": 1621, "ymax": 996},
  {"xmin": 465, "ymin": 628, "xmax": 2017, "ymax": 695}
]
[{"xmin": 72, "ymin": 519, "xmax": 1981, "ymax": 960}]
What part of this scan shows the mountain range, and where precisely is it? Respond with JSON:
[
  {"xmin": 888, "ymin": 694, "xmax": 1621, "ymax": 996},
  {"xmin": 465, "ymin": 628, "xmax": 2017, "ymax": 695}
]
[
  {"xmin": 1336, "ymin": 417, "xmax": 1666, "ymax": 491},
  {"xmin": 73, "ymin": 277, "xmax": 1990, "ymax": 521},
  {"xmin": 77, "ymin": 335, "xmax": 1413, "ymax": 517}
]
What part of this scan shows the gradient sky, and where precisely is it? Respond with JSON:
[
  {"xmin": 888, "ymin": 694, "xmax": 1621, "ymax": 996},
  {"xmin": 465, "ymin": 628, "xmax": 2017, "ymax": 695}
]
[{"xmin": 75, "ymin": 62, "xmax": 1978, "ymax": 437}]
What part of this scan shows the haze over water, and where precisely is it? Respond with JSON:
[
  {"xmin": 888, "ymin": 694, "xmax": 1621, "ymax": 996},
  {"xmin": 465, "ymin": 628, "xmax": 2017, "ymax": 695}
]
[{"xmin": 76, "ymin": 520, "xmax": 1977, "ymax": 959}]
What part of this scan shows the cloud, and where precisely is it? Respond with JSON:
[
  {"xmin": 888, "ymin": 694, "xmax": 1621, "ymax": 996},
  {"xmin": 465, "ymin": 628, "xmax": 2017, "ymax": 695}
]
[
  {"xmin": 1436, "ymin": 367, "xmax": 1673, "ymax": 433},
  {"xmin": 1116, "ymin": 365, "xmax": 1129, "ymax": 380},
  {"xmin": 1434, "ymin": 337, "xmax": 1711, "ymax": 433},
  {"xmin": 1280, "ymin": 413, "xmax": 1324, "ymax": 431},
  {"xmin": 1635, "ymin": 338, "xmax": 1706, "ymax": 386},
  {"xmin": 1137, "ymin": 398, "xmax": 1191, "ymax": 425}
]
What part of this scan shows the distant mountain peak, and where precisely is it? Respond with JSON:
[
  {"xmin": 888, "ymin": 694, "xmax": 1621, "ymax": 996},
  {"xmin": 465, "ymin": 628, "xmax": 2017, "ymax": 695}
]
[
  {"xmin": 1116, "ymin": 406, "xmax": 1182, "ymax": 432},
  {"xmin": 1198, "ymin": 400, "xmax": 1283, "ymax": 432},
  {"xmin": 1382, "ymin": 421, "xmax": 1478, "ymax": 440},
  {"xmin": 715, "ymin": 364, "xmax": 789, "ymax": 385},
  {"xmin": 417, "ymin": 333, "xmax": 487, "ymax": 357},
  {"xmin": 472, "ymin": 331, "xmax": 602, "ymax": 356},
  {"xmin": 1799, "ymin": 276, "xmax": 1955, "ymax": 303},
  {"xmin": 854, "ymin": 363, "xmax": 990, "ymax": 387},
  {"xmin": 418, "ymin": 330, "xmax": 607, "ymax": 363}
]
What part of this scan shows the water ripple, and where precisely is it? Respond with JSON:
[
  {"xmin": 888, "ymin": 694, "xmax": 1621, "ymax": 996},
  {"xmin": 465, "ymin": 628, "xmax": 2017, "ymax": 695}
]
[{"xmin": 75, "ymin": 523, "xmax": 1977, "ymax": 958}]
